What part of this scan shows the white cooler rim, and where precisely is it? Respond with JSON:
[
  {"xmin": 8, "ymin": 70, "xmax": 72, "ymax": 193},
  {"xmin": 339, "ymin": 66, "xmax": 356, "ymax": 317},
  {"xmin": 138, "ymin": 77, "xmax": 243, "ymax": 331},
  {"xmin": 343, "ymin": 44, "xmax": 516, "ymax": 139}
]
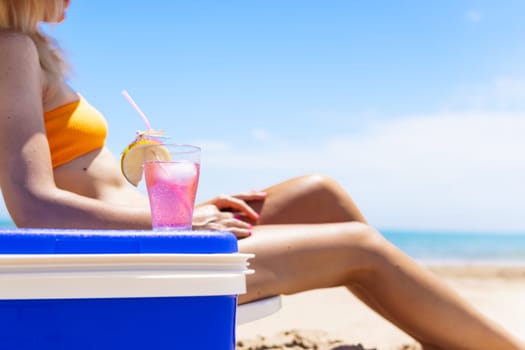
[{"xmin": 0, "ymin": 253, "xmax": 254, "ymax": 300}]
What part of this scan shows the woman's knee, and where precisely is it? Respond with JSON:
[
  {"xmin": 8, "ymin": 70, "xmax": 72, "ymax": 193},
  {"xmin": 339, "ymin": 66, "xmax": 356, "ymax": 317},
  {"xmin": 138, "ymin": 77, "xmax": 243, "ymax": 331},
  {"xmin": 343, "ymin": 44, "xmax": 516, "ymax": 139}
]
[
  {"xmin": 293, "ymin": 174, "xmax": 344, "ymax": 199},
  {"xmin": 258, "ymin": 174, "xmax": 356, "ymax": 224},
  {"xmin": 292, "ymin": 174, "xmax": 366, "ymax": 223},
  {"xmin": 335, "ymin": 222, "xmax": 390, "ymax": 271},
  {"xmin": 339, "ymin": 222, "xmax": 384, "ymax": 247}
]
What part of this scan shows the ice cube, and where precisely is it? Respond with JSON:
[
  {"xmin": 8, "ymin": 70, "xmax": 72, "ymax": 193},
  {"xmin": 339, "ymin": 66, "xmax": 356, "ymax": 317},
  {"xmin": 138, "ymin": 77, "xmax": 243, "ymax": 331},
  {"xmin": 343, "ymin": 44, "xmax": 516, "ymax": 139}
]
[{"xmin": 171, "ymin": 161, "xmax": 197, "ymax": 184}]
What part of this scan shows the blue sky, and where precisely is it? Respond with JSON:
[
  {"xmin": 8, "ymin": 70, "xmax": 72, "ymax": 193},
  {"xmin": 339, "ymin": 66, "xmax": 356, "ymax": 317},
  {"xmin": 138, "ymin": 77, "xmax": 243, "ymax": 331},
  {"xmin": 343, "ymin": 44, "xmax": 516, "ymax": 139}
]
[{"xmin": 7, "ymin": 1, "xmax": 525, "ymax": 232}]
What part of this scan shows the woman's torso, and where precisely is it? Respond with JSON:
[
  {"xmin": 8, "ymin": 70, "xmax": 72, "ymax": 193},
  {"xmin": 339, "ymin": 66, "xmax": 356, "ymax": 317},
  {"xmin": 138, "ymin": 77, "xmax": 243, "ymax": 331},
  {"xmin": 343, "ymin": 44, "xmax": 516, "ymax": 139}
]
[{"xmin": 43, "ymin": 78, "xmax": 148, "ymax": 208}]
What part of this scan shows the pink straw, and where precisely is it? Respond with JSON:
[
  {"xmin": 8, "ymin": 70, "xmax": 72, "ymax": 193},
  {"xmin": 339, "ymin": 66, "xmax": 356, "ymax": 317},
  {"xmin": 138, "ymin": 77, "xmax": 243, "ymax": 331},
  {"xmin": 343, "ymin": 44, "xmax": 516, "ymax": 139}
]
[{"xmin": 122, "ymin": 90, "xmax": 152, "ymax": 130}]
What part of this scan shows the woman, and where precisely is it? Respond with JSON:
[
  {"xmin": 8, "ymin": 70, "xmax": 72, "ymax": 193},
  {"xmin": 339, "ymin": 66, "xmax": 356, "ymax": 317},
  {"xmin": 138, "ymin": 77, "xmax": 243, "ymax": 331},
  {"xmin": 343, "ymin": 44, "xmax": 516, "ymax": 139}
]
[{"xmin": 0, "ymin": 1, "xmax": 523, "ymax": 349}]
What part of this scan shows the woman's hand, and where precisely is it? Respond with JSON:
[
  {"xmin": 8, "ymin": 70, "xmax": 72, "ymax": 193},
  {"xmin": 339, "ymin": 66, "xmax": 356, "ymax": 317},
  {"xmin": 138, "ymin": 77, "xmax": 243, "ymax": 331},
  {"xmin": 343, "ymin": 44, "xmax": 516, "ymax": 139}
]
[
  {"xmin": 192, "ymin": 204, "xmax": 252, "ymax": 238},
  {"xmin": 192, "ymin": 191, "xmax": 267, "ymax": 239}
]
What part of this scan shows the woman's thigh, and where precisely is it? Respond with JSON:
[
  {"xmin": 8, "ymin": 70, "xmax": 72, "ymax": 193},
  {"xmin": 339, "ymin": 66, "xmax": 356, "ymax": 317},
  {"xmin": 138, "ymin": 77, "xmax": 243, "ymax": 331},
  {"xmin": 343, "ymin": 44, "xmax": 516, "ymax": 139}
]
[
  {"xmin": 238, "ymin": 222, "xmax": 383, "ymax": 304},
  {"xmin": 248, "ymin": 174, "xmax": 367, "ymax": 225}
]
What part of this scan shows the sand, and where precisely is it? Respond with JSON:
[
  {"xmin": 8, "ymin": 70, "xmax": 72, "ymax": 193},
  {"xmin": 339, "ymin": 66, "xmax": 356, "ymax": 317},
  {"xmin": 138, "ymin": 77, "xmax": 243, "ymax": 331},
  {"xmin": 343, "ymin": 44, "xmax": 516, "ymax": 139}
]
[{"xmin": 236, "ymin": 265, "xmax": 525, "ymax": 350}]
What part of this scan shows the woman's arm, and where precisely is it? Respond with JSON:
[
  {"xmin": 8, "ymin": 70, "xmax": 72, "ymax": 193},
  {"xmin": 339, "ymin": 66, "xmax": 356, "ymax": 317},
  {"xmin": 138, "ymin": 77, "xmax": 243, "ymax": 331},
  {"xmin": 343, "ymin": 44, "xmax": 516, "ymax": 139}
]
[{"xmin": 0, "ymin": 33, "xmax": 151, "ymax": 229}]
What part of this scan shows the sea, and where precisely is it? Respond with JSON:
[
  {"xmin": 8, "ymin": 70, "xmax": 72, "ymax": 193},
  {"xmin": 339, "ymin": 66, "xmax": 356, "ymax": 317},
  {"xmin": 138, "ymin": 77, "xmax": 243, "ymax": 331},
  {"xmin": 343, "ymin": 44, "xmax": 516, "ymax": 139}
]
[
  {"xmin": 382, "ymin": 229, "xmax": 525, "ymax": 266},
  {"xmin": 0, "ymin": 218, "xmax": 524, "ymax": 266}
]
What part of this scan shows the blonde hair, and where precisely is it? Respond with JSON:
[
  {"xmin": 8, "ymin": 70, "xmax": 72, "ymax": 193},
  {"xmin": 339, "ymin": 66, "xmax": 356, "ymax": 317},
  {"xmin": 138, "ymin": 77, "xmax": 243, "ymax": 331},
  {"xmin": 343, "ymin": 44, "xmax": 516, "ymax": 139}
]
[{"xmin": 0, "ymin": 0, "xmax": 67, "ymax": 81}]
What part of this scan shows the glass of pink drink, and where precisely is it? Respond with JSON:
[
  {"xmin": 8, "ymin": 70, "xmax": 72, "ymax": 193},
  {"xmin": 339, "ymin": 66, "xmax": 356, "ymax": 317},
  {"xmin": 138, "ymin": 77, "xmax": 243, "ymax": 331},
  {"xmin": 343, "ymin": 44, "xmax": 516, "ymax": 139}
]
[{"xmin": 143, "ymin": 144, "xmax": 201, "ymax": 231}]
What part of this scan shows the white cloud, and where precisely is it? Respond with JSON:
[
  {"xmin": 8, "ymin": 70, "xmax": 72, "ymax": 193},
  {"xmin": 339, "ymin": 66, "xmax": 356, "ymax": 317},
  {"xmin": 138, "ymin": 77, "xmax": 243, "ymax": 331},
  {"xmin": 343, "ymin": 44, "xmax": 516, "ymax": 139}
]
[
  {"xmin": 197, "ymin": 113, "xmax": 525, "ymax": 232},
  {"xmin": 466, "ymin": 10, "xmax": 483, "ymax": 22},
  {"xmin": 251, "ymin": 128, "xmax": 270, "ymax": 141},
  {"xmin": 494, "ymin": 77, "xmax": 525, "ymax": 101},
  {"xmin": 452, "ymin": 77, "xmax": 525, "ymax": 110}
]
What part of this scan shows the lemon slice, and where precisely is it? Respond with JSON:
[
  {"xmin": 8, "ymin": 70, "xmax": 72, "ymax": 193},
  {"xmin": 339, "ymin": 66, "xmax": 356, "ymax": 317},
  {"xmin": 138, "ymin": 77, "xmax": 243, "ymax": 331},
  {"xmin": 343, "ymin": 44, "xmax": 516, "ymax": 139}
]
[{"xmin": 121, "ymin": 139, "xmax": 171, "ymax": 186}]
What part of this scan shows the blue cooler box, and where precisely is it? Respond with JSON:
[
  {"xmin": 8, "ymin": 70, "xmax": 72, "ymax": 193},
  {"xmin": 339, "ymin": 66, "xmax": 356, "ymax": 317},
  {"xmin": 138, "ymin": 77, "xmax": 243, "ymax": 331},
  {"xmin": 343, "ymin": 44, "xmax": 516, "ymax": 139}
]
[{"xmin": 0, "ymin": 229, "xmax": 253, "ymax": 350}]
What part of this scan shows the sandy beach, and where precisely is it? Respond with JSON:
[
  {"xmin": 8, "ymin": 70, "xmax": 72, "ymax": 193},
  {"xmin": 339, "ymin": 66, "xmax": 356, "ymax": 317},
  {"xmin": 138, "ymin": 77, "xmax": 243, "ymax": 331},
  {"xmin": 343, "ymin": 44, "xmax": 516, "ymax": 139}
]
[{"xmin": 236, "ymin": 265, "xmax": 525, "ymax": 350}]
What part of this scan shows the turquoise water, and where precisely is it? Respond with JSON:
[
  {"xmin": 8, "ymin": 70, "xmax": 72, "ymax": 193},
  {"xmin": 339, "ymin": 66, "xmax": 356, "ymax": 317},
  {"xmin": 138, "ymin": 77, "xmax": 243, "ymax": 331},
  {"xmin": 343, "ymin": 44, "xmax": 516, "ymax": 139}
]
[
  {"xmin": 0, "ymin": 219, "xmax": 16, "ymax": 229},
  {"xmin": 0, "ymin": 218, "xmax": 524, "ymax": 265},
  {"xmin": 383, "ymin": 230, "xmax": 525, "ymax": 266}
]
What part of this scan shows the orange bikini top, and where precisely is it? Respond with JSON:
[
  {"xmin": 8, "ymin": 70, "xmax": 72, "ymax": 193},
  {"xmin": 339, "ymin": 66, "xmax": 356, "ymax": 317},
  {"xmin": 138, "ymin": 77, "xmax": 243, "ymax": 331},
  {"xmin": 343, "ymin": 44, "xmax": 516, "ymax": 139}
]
[{"xmin": 43, "ymin": 95, "xmax": 108, "ymax": 168}]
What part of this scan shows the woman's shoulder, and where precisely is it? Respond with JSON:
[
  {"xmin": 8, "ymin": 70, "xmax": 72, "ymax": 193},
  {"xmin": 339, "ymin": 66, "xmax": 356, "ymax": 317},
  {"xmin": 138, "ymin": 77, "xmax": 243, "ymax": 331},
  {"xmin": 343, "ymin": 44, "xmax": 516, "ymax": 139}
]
[
  {"xmin": 0, "ymin": 31, "xmax": 41, "ymax": 92},
  {"xmin": 0, "ymin": 30, "xmax": 39, "ymax": 64}
]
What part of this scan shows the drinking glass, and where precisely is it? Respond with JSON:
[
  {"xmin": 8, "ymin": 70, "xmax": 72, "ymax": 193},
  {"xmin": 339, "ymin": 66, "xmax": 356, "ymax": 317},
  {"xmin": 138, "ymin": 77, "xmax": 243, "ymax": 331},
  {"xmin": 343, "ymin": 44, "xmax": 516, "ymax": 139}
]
[{"xmin": 143, "ymin": 144, "xmax": 201, "ymax": 231}]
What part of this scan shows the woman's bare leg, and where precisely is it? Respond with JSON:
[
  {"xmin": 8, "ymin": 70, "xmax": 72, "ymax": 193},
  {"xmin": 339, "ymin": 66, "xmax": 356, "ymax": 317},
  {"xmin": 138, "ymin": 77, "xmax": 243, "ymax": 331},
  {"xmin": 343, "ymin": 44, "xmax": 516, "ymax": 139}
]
[
  {"xmin": 239, "ymin": 223, "xmax": 524, "ymax": 350},
  {"xmin": 250, "ymin": 174, "xmax": 402, "ymax": 319},
  {"xmin": 248, "ymin": 174, "xmax": 368, "ymax": 224},
  {"xmin": 237, "ymin": 174, "xmax": 524, "ymax": 349}
]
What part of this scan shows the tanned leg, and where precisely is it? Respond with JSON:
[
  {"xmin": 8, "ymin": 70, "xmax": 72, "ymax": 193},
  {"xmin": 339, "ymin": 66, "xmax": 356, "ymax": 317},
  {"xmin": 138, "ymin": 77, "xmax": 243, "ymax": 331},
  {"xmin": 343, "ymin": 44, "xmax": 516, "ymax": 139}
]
[
  {"xmin": 239, "ymin": 223, "xmax": 523, "ymax": 350},
  {"xmin": 237, "ymin": 174, "xmax": 524, "ymax": 350},
  {"xmin": 248, "ymin": 174, "xmax": 368, "ymax": 224}
]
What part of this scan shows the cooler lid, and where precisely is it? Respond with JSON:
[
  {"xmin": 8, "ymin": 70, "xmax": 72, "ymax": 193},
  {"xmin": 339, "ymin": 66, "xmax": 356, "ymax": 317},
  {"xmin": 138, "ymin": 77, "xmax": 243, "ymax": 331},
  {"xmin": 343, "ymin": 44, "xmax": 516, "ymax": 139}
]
[{"xmin": 0, "ymin": 229, "xmax": 238, "ymax": 254}]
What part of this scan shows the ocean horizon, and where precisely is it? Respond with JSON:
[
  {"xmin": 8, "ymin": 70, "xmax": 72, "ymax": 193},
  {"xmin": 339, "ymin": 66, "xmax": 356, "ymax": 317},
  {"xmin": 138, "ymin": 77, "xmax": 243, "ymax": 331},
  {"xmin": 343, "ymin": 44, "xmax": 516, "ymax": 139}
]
[
  {"xmin": 381, "ymin": 229, "xmax": 525, "ymax": 267},
  {"xmin": 0, "ymin": 218, "xmax": 524, "ymax": 266}
]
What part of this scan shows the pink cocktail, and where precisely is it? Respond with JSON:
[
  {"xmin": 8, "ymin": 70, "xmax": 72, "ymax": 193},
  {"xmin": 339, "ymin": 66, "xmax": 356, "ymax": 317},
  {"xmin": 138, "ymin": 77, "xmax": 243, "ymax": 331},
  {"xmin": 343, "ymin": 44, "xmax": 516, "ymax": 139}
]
[{"xmin": 143, "ymin": 145, "xmax": 201, "ymax": 230}]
